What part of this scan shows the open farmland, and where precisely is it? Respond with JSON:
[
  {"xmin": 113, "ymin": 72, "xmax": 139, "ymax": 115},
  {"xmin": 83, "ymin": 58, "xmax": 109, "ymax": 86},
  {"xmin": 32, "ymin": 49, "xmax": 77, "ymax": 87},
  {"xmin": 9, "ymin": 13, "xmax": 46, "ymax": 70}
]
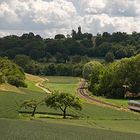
[
  {"xmin": 43, "ymin": 76, "xmax": 79, "ymax": 94},
  {"xmin": 0, "ymin": 75, "xmax": 140, "ymax": 139},
  {"xmin": 0, "ymin": 118, "xmax": 140, "ymax": 140}
]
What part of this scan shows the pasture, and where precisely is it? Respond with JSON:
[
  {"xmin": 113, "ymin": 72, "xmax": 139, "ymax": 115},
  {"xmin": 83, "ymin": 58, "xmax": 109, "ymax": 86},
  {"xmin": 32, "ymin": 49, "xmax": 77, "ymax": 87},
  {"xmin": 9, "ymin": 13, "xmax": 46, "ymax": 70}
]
[
  {"xmin": 43, "ymin": 76, "xmax": 79, "ymax": 94},
  {"xmin": 0, "ymin": 118, "xmax": 140, "ymax": 140},
  {"xmin": 0, "ymin": 75, "xmax": 140, "ymax": 139}
]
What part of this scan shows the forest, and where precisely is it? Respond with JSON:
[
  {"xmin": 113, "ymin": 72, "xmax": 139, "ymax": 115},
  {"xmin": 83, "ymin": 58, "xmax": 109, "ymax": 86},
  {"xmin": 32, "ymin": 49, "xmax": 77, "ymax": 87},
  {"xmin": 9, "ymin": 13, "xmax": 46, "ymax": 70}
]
[{"xmin": 0, "ymin": 27, "xmax": 140, "ymax": 77}]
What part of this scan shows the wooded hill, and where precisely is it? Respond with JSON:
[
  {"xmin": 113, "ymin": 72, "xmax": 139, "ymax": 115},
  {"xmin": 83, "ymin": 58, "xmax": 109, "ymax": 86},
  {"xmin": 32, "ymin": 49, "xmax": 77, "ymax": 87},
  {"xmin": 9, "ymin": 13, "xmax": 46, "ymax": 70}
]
[{"xmin": 0, "ymin": 28, "xmax": 140, "ymax": 62}]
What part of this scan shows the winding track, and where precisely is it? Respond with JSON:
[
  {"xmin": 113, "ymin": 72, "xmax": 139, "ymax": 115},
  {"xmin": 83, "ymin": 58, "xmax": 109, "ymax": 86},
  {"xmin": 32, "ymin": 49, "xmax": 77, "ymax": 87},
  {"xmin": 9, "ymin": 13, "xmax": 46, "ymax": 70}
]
[
  {"xmin": 77, "ymin": 79, "xmax": 121, "ymax": 109},
  {"xmin": 35, "ymin": 80, "xmax": 52, "ymax": 94}
]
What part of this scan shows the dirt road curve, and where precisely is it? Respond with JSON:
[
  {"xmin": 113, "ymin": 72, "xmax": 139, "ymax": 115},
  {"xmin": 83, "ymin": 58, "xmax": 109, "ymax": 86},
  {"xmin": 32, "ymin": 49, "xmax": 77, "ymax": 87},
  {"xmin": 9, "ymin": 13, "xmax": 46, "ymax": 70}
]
[{"xmin": 77, "ymin": 79, "xmax": 121, "ymax": 109}]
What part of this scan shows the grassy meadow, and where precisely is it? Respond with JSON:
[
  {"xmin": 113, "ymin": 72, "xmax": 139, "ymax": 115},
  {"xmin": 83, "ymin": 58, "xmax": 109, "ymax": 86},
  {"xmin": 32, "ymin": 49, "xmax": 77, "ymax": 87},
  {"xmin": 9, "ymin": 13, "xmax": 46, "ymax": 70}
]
[
  {"xmin": 0, "ymin": 118, "xmax": 140, "ymax": 140},
  {"xmin": 0, "ymin": 75, "xmax": 140, "ymax": 139},
  {"xmin": 43, "ymin": 76, "xmax": 80, "ymax": 94}
]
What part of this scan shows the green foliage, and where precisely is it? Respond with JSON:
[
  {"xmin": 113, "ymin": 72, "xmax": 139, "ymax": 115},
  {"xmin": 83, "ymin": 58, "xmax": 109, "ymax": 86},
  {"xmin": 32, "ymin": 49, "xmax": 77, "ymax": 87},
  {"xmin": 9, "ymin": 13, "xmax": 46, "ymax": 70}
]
[
  {"xmin": 20, "ymin": 99, "xmax": 39, "ymax": 116},
  {"xmin": 7, "ymin": 75, "xmax": 27, "ymax": 87},
  {"xmin": 82, "ymin": 61, "xmax": 103, "ymax": 80},
  {"xmin": 0, "ymin": 72, "xmax": 4, "ymax": 83},
  {"xmin": 105, "ymin": 52, "xmax": 115, "ymax": 62},
  {"xmin": 0, "ymin": 57, "xmax": 26, "ymax": 87},
  {"xmin": 115, "ymin": 48, "xmax": 127, "ymax": 59},
  {"xmin": 0, "ymin": 30, "xmax": 139, "ymax": 66},
  {"xmin": 45, "ymin": 91, "xmax": 82, "ymax": 118},
  {"xmin": 89, "ymin": 54, "xmax": 140, "ymax": 98},
  {"xmin": 14, "ymin": 55, "xmax": 31, "ymax": 68}
]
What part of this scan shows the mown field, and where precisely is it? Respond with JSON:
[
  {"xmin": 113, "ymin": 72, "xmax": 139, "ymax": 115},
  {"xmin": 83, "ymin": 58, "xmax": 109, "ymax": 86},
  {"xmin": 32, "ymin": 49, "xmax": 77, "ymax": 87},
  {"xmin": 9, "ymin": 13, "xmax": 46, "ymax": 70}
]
[
  {"xmin": 0, "ymin": 75, "xmax": 140, "ymax": 139},
  {"xmin": 43, "ymin": 76, "xmax": 79, "ymax": 94},
  {"xmin": 0, "ymin": 118, "xmax": 140, "ymax": 140}
]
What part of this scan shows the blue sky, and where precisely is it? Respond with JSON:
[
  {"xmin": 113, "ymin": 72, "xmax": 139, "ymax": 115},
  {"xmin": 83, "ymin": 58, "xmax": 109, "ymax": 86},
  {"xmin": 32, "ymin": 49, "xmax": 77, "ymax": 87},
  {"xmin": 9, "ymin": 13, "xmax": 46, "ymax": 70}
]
[{"xmin": 0, "ymin": 0, "xmax": 140, "ymax": 38}]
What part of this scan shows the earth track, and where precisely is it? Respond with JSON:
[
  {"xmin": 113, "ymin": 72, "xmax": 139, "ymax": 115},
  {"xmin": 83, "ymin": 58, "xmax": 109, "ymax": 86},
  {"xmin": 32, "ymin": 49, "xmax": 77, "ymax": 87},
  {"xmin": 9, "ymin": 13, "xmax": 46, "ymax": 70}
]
[
  {"xmin": 77, "ymin": 79, "xmax": 121, "ymax": 109},
  {"xmin": 35, "ymin": 80, "xmax": 52, "ymax": 94}
]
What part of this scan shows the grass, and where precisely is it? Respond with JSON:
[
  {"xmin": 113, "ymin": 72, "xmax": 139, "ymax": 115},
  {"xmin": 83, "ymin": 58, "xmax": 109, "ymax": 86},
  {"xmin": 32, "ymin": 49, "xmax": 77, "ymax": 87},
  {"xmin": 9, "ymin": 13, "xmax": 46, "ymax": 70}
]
[
  {"xmin": 0, "ymin": 75, "xmax": 140, "ymax": 139},
  {"xmin": 91, "ymin": 95, "xmax": 129, "ymax": 107},
  {"xmin": 43, "ymin": 76, "xmax": 79, "ymax": 94},
  {"xmin": 89, "ymin": 94, "xmax": 140, "ymax": 108},
  {"xmin": 0, "ymin": 118, "xmax": 140, "ymax": 140},
  {"xmin": 0, "ymin": 74, "xmax": 46, "ymax": 118},
  {"xmin": 0, "ymin": 83, "xmax": 23, "ymax": 93}
]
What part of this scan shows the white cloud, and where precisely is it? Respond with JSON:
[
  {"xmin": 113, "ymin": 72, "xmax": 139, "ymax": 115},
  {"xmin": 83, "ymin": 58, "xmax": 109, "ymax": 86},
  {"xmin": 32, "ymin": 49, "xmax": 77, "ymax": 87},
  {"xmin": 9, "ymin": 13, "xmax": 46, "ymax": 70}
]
[
  {"xmin": 82, "ymin": 14, "xmax": 140, "ymax": 35},
  {"xmin": 80, "ymin": 0, "xmax": 106, "ymax": 14},
  {"xmin": 0, "ymin": 0, "xmax": 140, "ymax": 37},
  {"xmin": 0, "ymin": 2, "xmax": 19, "ymax": 23}
]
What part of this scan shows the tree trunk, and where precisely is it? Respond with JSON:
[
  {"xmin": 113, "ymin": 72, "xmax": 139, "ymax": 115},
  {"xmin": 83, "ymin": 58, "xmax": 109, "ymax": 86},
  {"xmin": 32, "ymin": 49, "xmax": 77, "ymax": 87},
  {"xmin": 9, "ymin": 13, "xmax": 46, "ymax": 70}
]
[
  {"xmin": 31, "ymin": 106, "xmax": 37, "ymax": 117},
  {"xmin": 63, "ymin": 109, "xmax": 66, "ymax": 119}
]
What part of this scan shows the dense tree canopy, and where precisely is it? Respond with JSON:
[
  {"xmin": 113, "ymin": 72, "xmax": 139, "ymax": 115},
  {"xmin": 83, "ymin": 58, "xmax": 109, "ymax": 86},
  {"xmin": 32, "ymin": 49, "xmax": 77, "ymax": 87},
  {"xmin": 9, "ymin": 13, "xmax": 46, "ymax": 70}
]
[
  {"xmin": 82, "ymin": 61, "xmax": 103, "ymax": 80},
  {"xmin": 0, "ymin": 29, "xmax": 139, "ymax": 64},
  {"xmin": 88, "ymin": 55, "xmax": 140, "ymax": 99},
  {"xmin": 0, "ymin": 57, "xmax": 26, "ymax": 87}
]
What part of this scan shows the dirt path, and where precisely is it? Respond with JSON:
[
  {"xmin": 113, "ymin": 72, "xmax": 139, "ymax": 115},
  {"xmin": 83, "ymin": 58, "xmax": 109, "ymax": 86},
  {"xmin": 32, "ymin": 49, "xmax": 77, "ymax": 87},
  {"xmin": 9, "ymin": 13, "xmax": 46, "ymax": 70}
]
[
  {"xmin": 35, "ymin": 80, "xmax": 52, "ymax": 94},
  {"xmin": 77, "ymin": 79, "xmax": 121, "ymax": 109}
]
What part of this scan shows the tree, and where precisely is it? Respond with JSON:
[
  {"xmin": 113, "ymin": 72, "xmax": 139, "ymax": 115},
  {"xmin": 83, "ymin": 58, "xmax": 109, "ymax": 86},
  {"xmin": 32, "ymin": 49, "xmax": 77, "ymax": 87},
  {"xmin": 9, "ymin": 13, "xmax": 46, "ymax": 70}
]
[
  {"xmin": 95, "ymin": 54, "xmax": 140, "ymax": 98},
  {"xmin": 14, "ymin": 54, "xmax": 31, "ymax": 69},
  {"xmin": 55, "ymin": 34, "xmax": 65, "ymax": 40},
  {"xmin": 105, "ymin": 52, "xmax": 115, "ymax": 63},
  {"xmin": 71, "ymin": 29, "xmax": 77, "ymax": 39},
  {"xmin": 115, "ymin": 48, "xmax": 127, "ymax": 59},
  {"xmin": 82, "ymin": 61, "xmax": 103, "ymax": 80},
  {"xmin": 20, "ymin": 99, "xmax": 39, "ymax": 117},
  {"xmin": 45, "ymin": 91, "xmax": 82, "ymax": 119},
  {"xmin": 71, "ymin": 55, "xmax": 81, "ymax": 63}
]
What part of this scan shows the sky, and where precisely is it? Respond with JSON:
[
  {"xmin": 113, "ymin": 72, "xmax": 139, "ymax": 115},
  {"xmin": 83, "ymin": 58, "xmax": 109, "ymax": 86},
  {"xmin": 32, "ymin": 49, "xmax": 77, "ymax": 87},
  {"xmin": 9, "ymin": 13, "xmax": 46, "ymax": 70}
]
[{"xmin": 0, "ymin": 0, "xmax": 140, "ymax": 38}]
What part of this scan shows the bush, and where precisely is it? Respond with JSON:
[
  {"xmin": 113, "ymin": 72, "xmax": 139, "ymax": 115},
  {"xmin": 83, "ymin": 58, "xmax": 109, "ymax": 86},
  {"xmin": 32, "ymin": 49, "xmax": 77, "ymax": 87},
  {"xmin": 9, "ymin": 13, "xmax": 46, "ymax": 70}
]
[
  {"xmin": 7, "ymin": 76, "xmax": 27, "ymax": 87},
  {"xmin": 0, "ymin": 57, "xmax": 26, "ymax": 87}
]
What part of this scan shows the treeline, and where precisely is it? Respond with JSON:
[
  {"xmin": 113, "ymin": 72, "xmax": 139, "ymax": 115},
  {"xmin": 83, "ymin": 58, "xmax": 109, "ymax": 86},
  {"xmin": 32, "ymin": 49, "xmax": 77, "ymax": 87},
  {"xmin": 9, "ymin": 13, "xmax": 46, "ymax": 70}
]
[
  {"xmin": 83, "ymin": 54, "xmax": 140, "ymax": 99},
  {"xmin": 14, "ymin": 55, "xmax": 83, "ymax": 77},
  {"xmin": 0, "ymin": 57, "xmax": 26, "ymax": 87},
  {"xmin": 94, "ymin": 31, "xmax": 140, "ymax": 59},
  {"xmin": 0, "ymin": 28, "xmax": 140, "ymax": 63}
]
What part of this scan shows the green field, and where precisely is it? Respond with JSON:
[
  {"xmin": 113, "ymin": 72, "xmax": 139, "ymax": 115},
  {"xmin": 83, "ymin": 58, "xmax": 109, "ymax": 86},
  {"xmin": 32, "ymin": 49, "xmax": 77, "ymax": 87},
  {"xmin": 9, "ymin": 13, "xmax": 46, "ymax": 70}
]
[
  {"xmin": 0, "ymin": 75, "xmax": 140, "ymax": 139},
  {"xmin": 88, "ymin": 93, "xmax": 140, "ymax": 108},
  {"xmin": 43, "ymin": 76, "xmax": 79, "ymax": 94},
  {"xmin": 0, "ymin": 118, "xmax": 140, "ymax": 140},
  {"xmin": 91, "ymin": 95, "xmax": 129, "ymax": 107}
]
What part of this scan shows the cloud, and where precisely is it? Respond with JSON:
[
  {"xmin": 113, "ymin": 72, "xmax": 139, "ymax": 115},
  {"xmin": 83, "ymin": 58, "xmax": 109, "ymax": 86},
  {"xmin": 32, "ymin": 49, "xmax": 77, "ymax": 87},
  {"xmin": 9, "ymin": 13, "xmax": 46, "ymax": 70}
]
[
  {"xmin": 0, "ymin": 0, "xmax": 140, "ymax": 37},
  {"xmin": 82, "ymin": 14, "xmax": 140, "ymax": 35},
  {"xmin": 0, "ymin": 2, "xmax": 19, "ymax": 23}
]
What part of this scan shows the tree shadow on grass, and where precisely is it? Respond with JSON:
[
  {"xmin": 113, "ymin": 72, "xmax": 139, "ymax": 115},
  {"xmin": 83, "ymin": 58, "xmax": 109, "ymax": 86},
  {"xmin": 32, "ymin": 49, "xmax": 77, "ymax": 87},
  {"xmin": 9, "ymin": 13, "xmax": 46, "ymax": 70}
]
[{"xmin": 18, "ymin": 111, "xmax": 80, "ymax": 119}]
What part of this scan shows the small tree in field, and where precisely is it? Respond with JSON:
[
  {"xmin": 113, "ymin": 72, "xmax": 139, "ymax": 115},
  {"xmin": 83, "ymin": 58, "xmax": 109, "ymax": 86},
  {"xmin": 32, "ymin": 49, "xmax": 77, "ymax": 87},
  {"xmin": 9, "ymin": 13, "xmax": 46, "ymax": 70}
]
[
  {"xmin": 45, "ymin": 91, "xmax": 82, "ymax": 119},
  {"xmin": 20, "ymin": 99, "xmax": 38, "ymax": 117}
]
